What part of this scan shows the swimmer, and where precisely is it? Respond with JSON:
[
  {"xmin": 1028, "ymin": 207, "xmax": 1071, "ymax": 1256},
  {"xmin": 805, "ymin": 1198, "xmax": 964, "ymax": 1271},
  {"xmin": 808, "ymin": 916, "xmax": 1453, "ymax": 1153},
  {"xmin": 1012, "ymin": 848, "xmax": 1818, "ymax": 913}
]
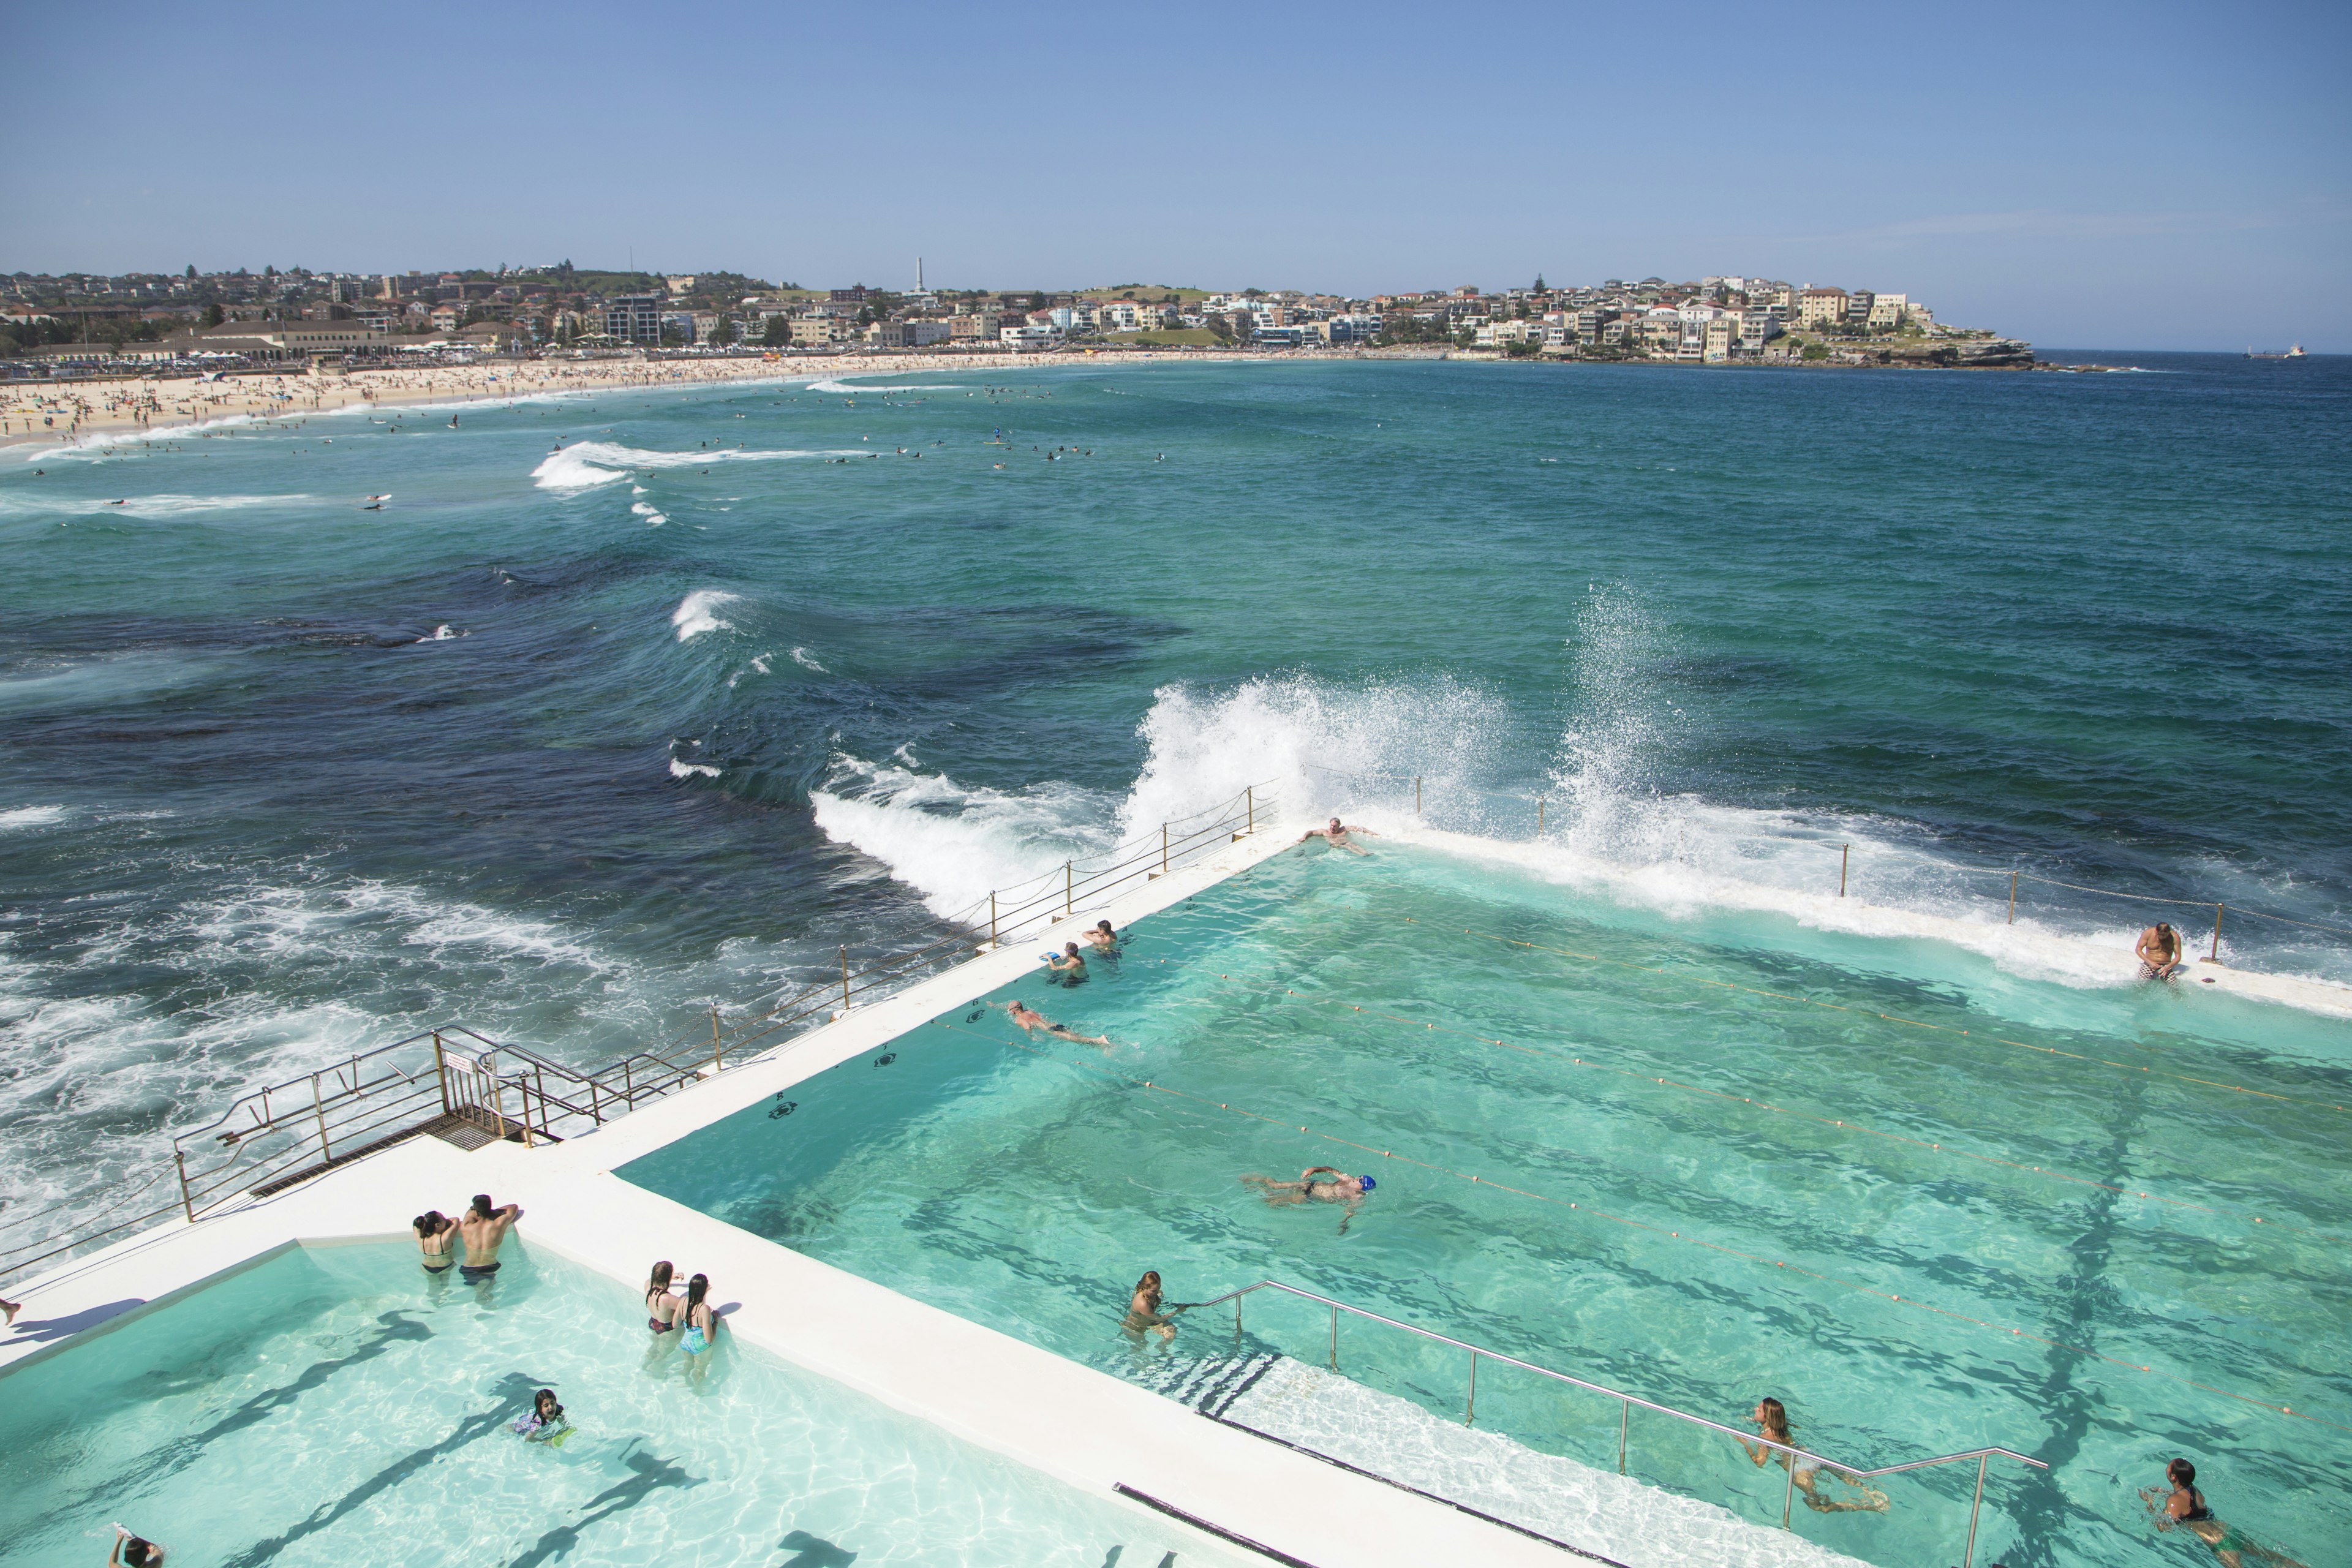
[
  {"xmin": 109, "ymin": 1528, "xmax": 165, "ymax": 1566},
  {"xmin": 1121, "ymin": 1269, "xmax": 1188, "ymax": 1340},
  {"xmin": 1298, "ymin": 817, "xmax": 1379, "ymax": 854},
  {"xmin": 1741, "ymin": 1397, "xmax": 1889, "ymax": 1513},
  {"xmin": 645, "ymin": 1260, "xmax": 679, "ymax": 1335},
  {"xmin": 2147, "ymin": 1458, "xmax": 2307, "ymax": 1567},
  {"xmin": 993, "ymin": 999, "xmax": 1113, "ymax": 1048},
  {"xmin": 412, "ymin": 1210, "xmax": 456, "ymax": 1274},
  {"xmin": 1085, "ymin": 919, "xmax": 1121, "ymax": 953},
  {"xmin": 1044, "ymin": 942, "xmax": 1088, "ymax": 984},
  {"xmin": 456, "ymin": 1193, "xmax": 522, "ymax": 1281},
  {"xmin": 2138, "ymin": 921, "xmax": 2187, "ymax": 981},
  {"xmin": 513, "ymin": 1387, "xmax": 570, "ymax": 1442},
  {"xmin": 1243, "ymin": 1166, "xmax": 1377, "ymax": 1232}
]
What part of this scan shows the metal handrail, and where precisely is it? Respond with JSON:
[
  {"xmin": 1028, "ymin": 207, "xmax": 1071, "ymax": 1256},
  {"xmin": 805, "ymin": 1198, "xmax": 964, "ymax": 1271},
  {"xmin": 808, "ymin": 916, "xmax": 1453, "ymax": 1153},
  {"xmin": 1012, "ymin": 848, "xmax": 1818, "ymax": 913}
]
[
  {"xmin": 1191, "ymin": 1279, "xmax": 2045, "ymax": 1566},
  {"xmin": 6, "ymin": 786, "xmax": 1280, "ymax": 1287}
]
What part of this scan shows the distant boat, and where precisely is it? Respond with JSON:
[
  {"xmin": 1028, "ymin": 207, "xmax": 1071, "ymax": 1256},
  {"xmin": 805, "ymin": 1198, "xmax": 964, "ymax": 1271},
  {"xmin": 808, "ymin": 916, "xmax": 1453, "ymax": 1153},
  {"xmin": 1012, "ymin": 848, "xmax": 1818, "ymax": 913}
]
[{"xmin": 2245, "ymin": 344, "xmax": 2307, "ymax": 360}]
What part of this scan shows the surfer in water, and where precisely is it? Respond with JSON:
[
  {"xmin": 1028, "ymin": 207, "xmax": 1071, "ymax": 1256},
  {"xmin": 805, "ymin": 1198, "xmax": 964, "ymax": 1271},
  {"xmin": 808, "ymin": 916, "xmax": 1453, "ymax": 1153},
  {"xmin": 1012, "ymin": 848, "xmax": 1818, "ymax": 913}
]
[{"xmin": 1298, "ymin": 817, "xmax": 1379, "ymax": 854}]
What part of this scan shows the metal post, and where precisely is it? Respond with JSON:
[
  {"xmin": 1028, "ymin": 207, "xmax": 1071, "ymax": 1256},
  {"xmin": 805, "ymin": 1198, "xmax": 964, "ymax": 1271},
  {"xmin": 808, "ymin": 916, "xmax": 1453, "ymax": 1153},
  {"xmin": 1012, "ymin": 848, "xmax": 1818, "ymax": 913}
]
[
  {"xmin": 1066, "ymin": 859, "xmax": 1073, "ymax": 916},
  {"xmin": 2211, "ymin": 903, "xmax": 2224, "ymax": 962},
  {"xmin": 2008, "ymin": 870, "xmax": 2018, "ymax": 924},
  {"xmin": 1161, "ymin": 823, "xmax": 1169, "ymax": 875},
  {"xmin": 841, "ymin": 946, "xmax": 851, "ymax": 1008},
  {"xmin": 176, "ymin": 1148, "xmax": 195, "ymax": 1222},
  {"xmin": 1234, "ymin": 1295, "xmax": 1243, "ymax": 1349},
  {"xmin": 1537, "ymin": 796, "xmax": 1545, "ymax": 836},
  {"xmin": 1246, "ymin": 786, "xmax": 1254, "ymax": 834},
  {"xmin": 433, "ymin": 1031, "xmax": 451, "ymax": 1114},
  {"xmin": 1839, "ymin": 842, "xmax": 1849, "ymax": 897},
  {"xmin": 1415, "ymin": 775, "xmax": 1422, "ymax": 818},
  {"xmin": 989, "ymin": 891, "xmax": 998, "ymax": 947},
  {"xmin": 1963, "ymin": 1453, "xmax": 1989, "ymax": 1568},
  {"xmin": 1782, "ymin": 1457, "xmax": 1797, "ymax": 1528},
  {"xmin": 1618, "ymin": 1398, "xmax": 1629, "ymax": 1474},
  {"xmin": 1466, "ymin": 1349, "xmax": 1478, "ymax": 1426},
  {"xmin": 312, "ymin": 1071, "xmax": 330, "ymax": 1163},
  {"xmin": 1329, "ymin": 1305, "xmax": 1339, "ymax": 1370},
  {"xmin": 710, "ymin": 1005, "xmax": 723, "ymax": 1072}
]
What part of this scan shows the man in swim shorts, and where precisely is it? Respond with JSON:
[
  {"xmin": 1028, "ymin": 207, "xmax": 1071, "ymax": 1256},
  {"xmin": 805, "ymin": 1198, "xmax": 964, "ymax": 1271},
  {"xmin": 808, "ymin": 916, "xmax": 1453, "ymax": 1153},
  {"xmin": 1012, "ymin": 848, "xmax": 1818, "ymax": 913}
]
[
  {"xmin": 993, "ymin": 999, "xmax": 1113, "ymax": 1047},
  {"xmin": 1298, "ymin": 817, "xmax": 1379, "ymax": 855},
  {"xmin": 2138, "ymin": 921, "xmax": 2186, "ymax": 981},
  {"xmin": 456, "ymin": 1193, "xmax": 522, "ymax": 1282},
  {"xmin": 1243, "ymin": 1166, "xmax": 1378, "ymax": 1232}
]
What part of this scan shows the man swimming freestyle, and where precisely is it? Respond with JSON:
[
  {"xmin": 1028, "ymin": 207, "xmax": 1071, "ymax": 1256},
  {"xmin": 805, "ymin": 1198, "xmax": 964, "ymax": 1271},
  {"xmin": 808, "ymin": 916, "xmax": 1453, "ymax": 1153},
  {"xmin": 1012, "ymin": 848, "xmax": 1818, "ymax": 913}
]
[
  {"xmin": 993, "ymin": 999, "xmax": 1114, "ymax": 1048},
  {"xmin": 1298, "ymin": 817, "xmax": 1380, "ymax": 855},
  {"xmin": 1243, "ymin": 1166, "xmax": 1377, "ymax": 1232}
]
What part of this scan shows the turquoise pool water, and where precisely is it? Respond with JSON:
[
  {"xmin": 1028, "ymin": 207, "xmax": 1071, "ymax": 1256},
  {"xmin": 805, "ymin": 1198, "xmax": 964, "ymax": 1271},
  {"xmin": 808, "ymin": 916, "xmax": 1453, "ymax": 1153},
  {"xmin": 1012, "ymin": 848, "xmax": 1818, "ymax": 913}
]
[
  {"xmin": 0, "ymin": 1242, "xmax": 1243, "ymax": 1567},
  {"xmin": 620, "ymin": 841, "xmax": 2352, "ymax": 1568}
]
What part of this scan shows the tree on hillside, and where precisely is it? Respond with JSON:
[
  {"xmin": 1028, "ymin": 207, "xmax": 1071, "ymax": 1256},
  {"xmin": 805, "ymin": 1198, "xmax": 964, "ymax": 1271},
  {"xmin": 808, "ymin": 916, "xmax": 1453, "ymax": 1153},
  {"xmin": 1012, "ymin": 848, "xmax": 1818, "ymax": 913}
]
[
  {"xmin": 763, "ymin": 314, "xmax": 791, "ymax": 347},
  {"xmin": 203, "ymin": 303, "xmax": 225, "ymax": 327},
  {"xmin": 709, "ymin": 314, "xmax": 739, "ymax": 347}
]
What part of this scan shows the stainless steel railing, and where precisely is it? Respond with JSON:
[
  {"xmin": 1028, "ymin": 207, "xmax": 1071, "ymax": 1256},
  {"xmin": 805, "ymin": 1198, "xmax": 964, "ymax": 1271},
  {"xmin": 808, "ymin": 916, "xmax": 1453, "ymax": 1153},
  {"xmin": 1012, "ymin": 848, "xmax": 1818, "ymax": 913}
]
[
  {"xmin": 0, "ymin": 785, "xmax": 1279, "ymax": 1289},
  {"xmin": 1191, "ymin": 1279, "xmax": 2046, "ymax": 1568}
]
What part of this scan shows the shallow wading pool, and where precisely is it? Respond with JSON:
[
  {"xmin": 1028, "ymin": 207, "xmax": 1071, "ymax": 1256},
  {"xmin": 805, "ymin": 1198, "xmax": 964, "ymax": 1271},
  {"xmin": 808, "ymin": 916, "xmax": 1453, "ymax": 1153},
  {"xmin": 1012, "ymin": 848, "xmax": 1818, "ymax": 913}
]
[{"xmin": 0, "ymin": 1242, "xmax": 1246, "ymax": 1567}]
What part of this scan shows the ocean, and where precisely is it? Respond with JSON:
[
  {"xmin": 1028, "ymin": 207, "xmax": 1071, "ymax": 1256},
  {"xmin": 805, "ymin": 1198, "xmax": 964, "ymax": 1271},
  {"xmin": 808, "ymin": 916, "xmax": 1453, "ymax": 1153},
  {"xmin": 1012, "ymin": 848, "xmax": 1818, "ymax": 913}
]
[{"xmin": 4, "ymin": 351, "xmax": 2348, "ymax": 1265}]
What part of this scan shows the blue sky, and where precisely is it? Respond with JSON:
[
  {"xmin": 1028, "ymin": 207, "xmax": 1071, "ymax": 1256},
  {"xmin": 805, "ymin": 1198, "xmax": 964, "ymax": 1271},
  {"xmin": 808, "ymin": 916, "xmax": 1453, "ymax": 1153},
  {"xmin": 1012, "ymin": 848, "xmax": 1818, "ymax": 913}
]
[{"xmin": 8, "ymin": 0, "xmax": 2345, "ymax": 349}]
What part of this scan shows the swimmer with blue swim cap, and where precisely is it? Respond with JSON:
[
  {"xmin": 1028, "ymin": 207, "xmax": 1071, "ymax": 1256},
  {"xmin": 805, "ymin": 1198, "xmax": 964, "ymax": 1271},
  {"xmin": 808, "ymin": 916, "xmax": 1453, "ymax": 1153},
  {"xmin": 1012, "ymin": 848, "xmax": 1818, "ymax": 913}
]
[{"xmin": 1243, "ymin": 1166, "xmax": 1379, "ymax": 1233}]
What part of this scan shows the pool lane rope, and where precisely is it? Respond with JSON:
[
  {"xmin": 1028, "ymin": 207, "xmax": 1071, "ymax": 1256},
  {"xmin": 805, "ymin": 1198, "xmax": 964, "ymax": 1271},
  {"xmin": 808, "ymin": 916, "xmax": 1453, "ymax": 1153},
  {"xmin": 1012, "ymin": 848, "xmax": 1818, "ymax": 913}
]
[
  {"xmin": 933, "ymin": 1017, "xmax": 2347, "ymax": 1437},
  {"xmin": 1409, "ymin": 918, "xmax": 2352, "ymax": 1119},
  {"xmin": 1174, "ymin": 968, "xmax": 2344, "ymax": 1248}
]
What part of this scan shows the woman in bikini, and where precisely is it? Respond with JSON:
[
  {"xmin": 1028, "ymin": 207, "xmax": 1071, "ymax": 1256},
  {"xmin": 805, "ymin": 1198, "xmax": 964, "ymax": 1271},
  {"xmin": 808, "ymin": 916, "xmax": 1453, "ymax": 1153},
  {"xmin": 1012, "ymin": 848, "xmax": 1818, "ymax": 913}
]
[
  {"xmin": 645, "ymin": 1261, "xmax": 680, "ymax": 1336},
  {"xmin": 412, "ymin": 1211, "xmax": 456, "ymax": 1275},
  {"xmin": 1740, "ymin": 1397, "xmax": 1888, "ymax": 1513},
  {"xmin": 1121, "ymin": 1270, "xmax": 1185, "ymax": 1341},
  {"xmin": 2150, "ymin": 1458, "xmax": 2307, "ymax": 1567}
]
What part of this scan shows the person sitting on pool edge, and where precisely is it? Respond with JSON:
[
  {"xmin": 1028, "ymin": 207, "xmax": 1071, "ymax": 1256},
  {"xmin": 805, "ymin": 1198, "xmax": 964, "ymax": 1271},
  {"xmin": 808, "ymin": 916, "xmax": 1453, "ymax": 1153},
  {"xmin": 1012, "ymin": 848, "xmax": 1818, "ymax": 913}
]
[
  {"xmin": 456, "ymin": 1193, "xmax": 522, "ymax": 1283},
  {"xmin": 2138, "ymin": 921, "xmax": 2187, "ymax": 981},
  {"xmin": 992, "ymin": 998, "xmax": 1113, "ymax": 1048},
  {"xmin": 1243, "ymin": 1166, "xmax": 1376, "ymax": 1232},
  {"xmin": 1042, "ymin": 942, "xmax": 1088, "ymax": 986},
  {"xmin": 1298, "ymin": 816, "xmax": 1379, "ymax": 854},
  {"xmin": 2149, "ymin": 1457, "xmax": 2307, "ymax": 1567}
]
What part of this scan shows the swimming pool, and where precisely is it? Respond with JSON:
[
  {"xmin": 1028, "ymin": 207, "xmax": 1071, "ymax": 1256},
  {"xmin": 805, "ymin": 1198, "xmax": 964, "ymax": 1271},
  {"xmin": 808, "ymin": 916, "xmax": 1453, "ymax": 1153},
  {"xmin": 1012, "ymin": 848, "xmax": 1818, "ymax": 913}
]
[
  {"xmin": 0, "ymin": 1241, "xmax": 1248, "ymax": 1567},
  {"xmin": 619, "ymin": 841, "xmax": 2352, "ymax": 1567}
]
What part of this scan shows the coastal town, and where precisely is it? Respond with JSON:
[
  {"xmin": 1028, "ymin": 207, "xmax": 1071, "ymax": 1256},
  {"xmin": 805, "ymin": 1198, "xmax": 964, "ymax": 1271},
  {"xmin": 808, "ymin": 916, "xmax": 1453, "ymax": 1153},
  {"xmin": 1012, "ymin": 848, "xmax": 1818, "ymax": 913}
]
[{"xmin": 1, "ymin": 262, "xmax": 2036, "ymax": 382}]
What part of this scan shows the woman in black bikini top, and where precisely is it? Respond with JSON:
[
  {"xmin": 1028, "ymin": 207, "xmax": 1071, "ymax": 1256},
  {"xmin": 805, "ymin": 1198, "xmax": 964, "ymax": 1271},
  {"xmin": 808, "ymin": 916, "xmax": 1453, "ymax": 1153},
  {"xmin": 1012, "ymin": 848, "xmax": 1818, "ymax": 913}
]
[{"xmin": 645, "ymin": 1259, "xmax": 677, "ymax": 1333}]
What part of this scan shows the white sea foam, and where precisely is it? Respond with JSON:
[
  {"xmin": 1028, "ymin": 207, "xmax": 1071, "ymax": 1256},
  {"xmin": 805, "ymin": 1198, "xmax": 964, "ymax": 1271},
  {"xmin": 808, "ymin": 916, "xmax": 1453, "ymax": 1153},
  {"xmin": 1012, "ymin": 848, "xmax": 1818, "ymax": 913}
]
[
  {"xmin": 632, "ymin": 500, "xmax": 669, "ymax": 526},
  {"xmin": 788, "ymin": 646, "xmax": 826, "ymax": 672},
  {"xmin": 805, "ymin": 380, "xmax": 964, "ymax": 396},
  {"xmin": 671, "ymin": 589, "xmax": 741, "ymax": 641},
  {"xmin": 415, "ymin": 624, "xmax": 459, "ymax": 643},
  {"xmin": 810, "ymin": 756, "xmax": 1118, "ymax": 919},
  {"xmin": 0, "ymin": 805, "xmax": 69, "ymax": 829},
  {"xmin": 530, "ymin": 440, "xmax": 867, "ymax": 492},
  {"xmin": 0, "ymin": 492, "xmax": 313, "ymax": 520}
]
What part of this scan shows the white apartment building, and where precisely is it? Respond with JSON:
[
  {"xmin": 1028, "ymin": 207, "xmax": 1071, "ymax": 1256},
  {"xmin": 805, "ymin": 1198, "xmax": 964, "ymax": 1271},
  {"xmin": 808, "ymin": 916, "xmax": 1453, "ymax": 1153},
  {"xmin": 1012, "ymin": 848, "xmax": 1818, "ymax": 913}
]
[{"xmin": 1866, "ymin": 293, "xmax": 1909, "ymax": 329}]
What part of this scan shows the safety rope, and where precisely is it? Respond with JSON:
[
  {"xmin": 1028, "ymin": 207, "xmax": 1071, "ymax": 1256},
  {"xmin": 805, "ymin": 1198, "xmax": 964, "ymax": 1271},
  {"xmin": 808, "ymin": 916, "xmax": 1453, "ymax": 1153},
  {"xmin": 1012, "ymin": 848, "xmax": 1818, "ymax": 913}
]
[
  {"xmin": 1172, "ymin": 968, "xmax": 2345, "ymax": 1246},
  {"xmin": 932, "ymin": 1017, "xmax": 2348, "ymax": 1436}
]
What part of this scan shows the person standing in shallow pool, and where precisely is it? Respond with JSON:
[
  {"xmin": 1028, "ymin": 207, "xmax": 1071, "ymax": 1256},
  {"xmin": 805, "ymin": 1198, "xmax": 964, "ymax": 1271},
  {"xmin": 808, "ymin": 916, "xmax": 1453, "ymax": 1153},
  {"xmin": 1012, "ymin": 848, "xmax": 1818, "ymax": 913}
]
[
  {"xmin": 645, "ymin": 1261, "xmax": 680, "ymax": 1335},
  {"xmin": 456, "ymin": 1194, "xmax": 522, "ymax": 1283},
  {"xmin": 1121, "ymin": 1270, "xmax": 1188, "ymax": 1340},
  {"xmin": 1740, "ymin": 1398, "xmax": 1888, "ymax": 1512},
  {"xmin": 679, "ymin": 1273, "xmax": 720, "ymax": 1384},
  {"xmin": 2150, "ymin": 1458, "xmax": 2307, "ymax": 1567},
  {"xmin": 1085, "ymin": 919, "xmax": 1120, "ymax": 953},
  {"xmin": 1044, "ymin": 942, "xmax": 1088, "ymax": 986},
  {"xmin": 413, "ymin": 1211, "xmax": 456, "ymax": 1275}
]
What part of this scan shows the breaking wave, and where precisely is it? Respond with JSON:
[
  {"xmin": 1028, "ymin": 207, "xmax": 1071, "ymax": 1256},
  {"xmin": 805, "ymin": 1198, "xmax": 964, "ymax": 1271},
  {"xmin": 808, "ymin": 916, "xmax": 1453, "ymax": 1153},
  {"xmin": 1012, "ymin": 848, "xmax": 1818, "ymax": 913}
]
[
  {"xmin": 671, "ymin": 590, "xmax": 741, "ymax": 641},
  {"xmin": 531, "ymin": 440, "xmax": 868, "ymax": 492}
]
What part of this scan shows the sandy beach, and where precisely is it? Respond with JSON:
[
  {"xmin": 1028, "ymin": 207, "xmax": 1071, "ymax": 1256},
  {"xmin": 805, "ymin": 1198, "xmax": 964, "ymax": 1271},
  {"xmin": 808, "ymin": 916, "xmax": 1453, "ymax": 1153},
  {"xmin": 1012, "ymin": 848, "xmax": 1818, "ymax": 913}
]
[{"xmin": 0, "ymin": 349, "xmax": 1291, "ymax": 452}]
